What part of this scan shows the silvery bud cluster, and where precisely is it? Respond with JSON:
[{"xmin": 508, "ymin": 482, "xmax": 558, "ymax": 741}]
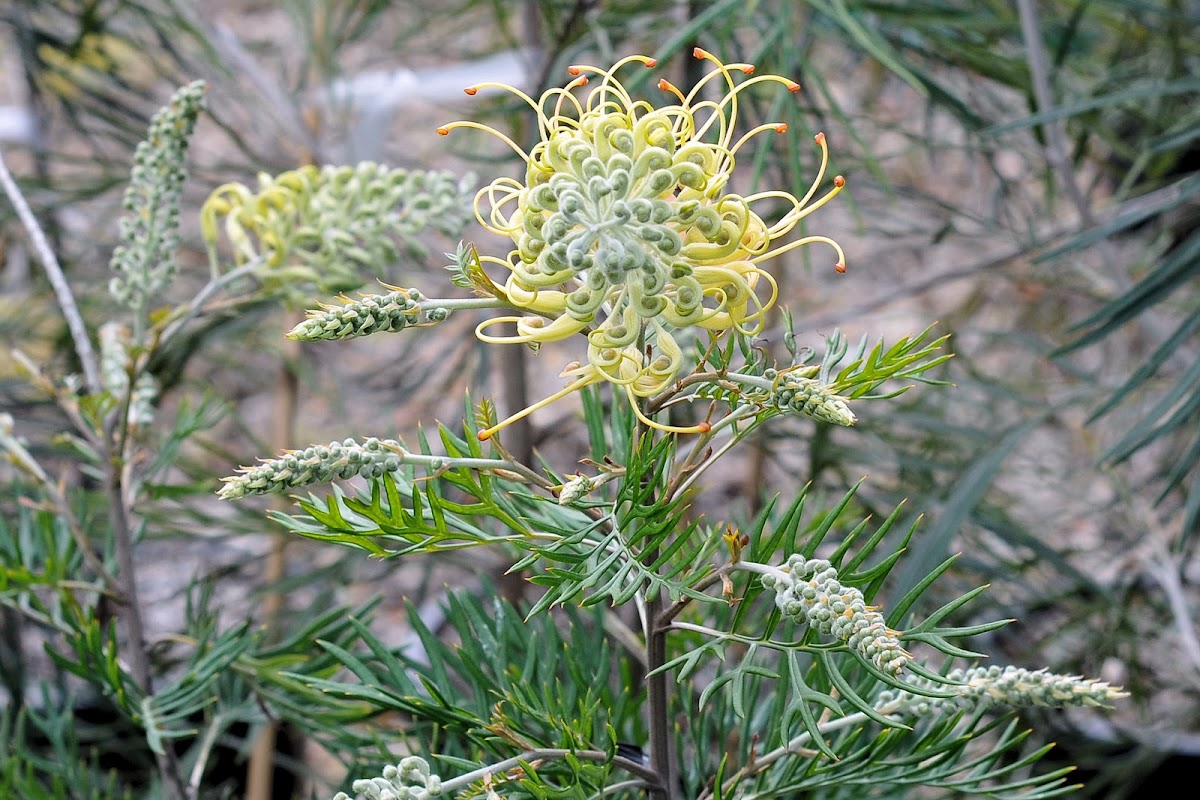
[
  {"xmin": 219, "ymin": 436, "xmax": 406, "ymax": 499},
  {"xmin": 557, "ymin": 473, "xmax": 596, "ymax": 506},
  {"xmin": 762, "ymin": 554, "xmax": 909, "ymax": 674},
  {"xmin": 128, "ymin": 373, "xmax": 159, "ymax": 427},
  {"xmin": 99, "ymin": 322, "xmax": 132, "ymax": 397},
  {"xmin": 287, "ymin": 288, "xmax": 447, "ymax": 342},
  {"xmin": 98, "ymin": 322, "xmax": 158, "ymax": 425},
  {"xmin": 332, "ymin": 756, "xmax": 444, "ymax": 800},
  {"xmin": 875, "ymin": 664, "xmax": 1126, "ymax": 717},
  {"xmin": 109, "ymin": 81, "xmax": 205, "ymax": 310},
  {"xmin": 761, "ymin": 368, "xmax": 856, "ymax": 427}
]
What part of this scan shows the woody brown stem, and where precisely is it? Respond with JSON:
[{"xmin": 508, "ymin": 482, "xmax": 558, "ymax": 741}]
[{"xmin": 245, "ymin": 334, "xmax": 301, "ymax": 800}]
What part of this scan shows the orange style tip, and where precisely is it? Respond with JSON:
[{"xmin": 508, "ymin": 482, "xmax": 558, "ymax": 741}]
[
  {"xmin": 693, "ymin": 46, "xmax": 710, "ymax": 59},
  {"xmin": 658, "ymin": 78, "xmax": 672, "ymax": 91},
  {"xmin": 774, "ymin": 123, "xmax": 788, "ymax": 134},
  {"xmin": 645, "ymin": 58, "xmax": 658, "ymax": 68},
  {"xmin": 697, "ymin": 422, "xmax": 712, "ymax": 433},
  {"xmin": 785, "ymin": 80, "xmax": 800, "ymax": 92},
  {"xmin": 814, "ymin": 131, "xmax": 826, "ymax": 145},
  {"xmin": 567, "ymin": 65, "xmax": 583, "ymax": 75},
  {"xmin": 435, "ymin": 127, "xmax": 450, "ymax": 136},
  {"xmin": 834, "ymin": 175, "xmax": 846, "ymax": 187},
  {"xmin": 834, "ymin": 262, "xmax": 847, "ymax": 274},
  {"xmin": 477, "ymin": 429, "xmax": 493, "ymax": 441},
  {"xmin": 463, "ymin": 86, "xmax": 479, "ymax": 96},
  {"xmin": 741, "ymin": 66, "xmax": 755, "ymax": 75}
]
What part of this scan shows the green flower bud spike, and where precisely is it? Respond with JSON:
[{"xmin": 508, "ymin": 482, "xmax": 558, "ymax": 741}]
[
  {"xmin": 219, "ymin": 437, "xmax": 519, "ymax": 500},
  {"xmin": 109, "ymin": 81, "xmax": 205, "ymax": 320},
  {"xmin": 287, "ymin": 286, "xmax": 442, "ymax": 342},
  {"xmin": 725, "ymin": 367, "xmax": 856, "ymax": 426},
  {"xmin": 876, "ymin": 664, "xmax": 1127, "ymax": 717},
  {"xmin": 760, "ymin": 554, "xmax": 909, "ymax": 674},
  {"xmin": 218, "ymin": 437, "xmax": 409, "ymax": 500}
]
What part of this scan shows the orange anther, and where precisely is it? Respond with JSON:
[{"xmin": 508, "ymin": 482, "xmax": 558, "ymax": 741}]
[
  {"xmin": 464, "ymin": 86, "xmax": 478, "ymax": 96},
  {"xmin": 567, "ymin": 65, "xmax": 582, "ymax": 75},
  {"xmin": 693, "ymin": 47, "xmax": 710, "ymax": 59},
  {"xmin": 742, "ymin": 66, "xmax": 755, "ymax": 75},
  {"xmin": 658, "ymin": 78, "xmax": 671, "ymax": 91},
  {"xmin": 785, "ymin": 80, "xmax": 800, "ymax": 92},
  {"xmin": 774, "ymin": 123, "xmax": 788, "ymax": 133},
  {"xmin": 834, "ymin": 175, "xmax": 845, "ymax": 187},
  {"xmin": 698, "ymin": 421, "xmax": 712, "ymax": 433},
  {"xmin": 435, "ymin": 127, "xmax": 450, "ymax": 136},
  {"xmin": 477, "ymin": 429, "xmax": 492, "ymax": 441},
  {"xmin": 646, "ymin": 58, "xmax": 658, "ymax": 68},
  {"xmin": 814, "ymin": 132, "xmax": 826, "ymax": 145},
  {"xmin": 834, "ymin": 262, "xmax": 847, "ymax": 274}
]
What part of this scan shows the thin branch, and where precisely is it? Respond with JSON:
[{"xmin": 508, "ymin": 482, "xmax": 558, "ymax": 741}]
[
  {"xmin": 646, "ymin": 586, "xmax": 677, "ymax": 800},
  {"xmin": 105, "ymin": 460, "xmax": 188, "ymax": 800},
  {"xmin": 246, "ymin": 333, "xmax": 301, "ymax": 800},
  {"xmin": 1015, "ymin": 0, "xmax": 1097, "ymax": 228},
  {"xmin": 669, "ymin": 408, "xmax": 760, "ymax": 501},
  {"xmin": 439, "ymin": 748, "xmax": 661, "ymax": 793},
  {"xmin": 0, "ymin": 147, "xmax": 101, "ymax": 394},
  {"xmin": 188, "ymin": 714, "xmax": 230, "ymax": 798},
  {"xmin": 703, "ymin": 707, "xmax": 892, "ymax": 800},
  {"xmin": 157, "ymin": 259, "xmax": 264, "ymax": 345},
  {"xmin": 1146, "ymin": 545, "xmax": 1200, "ymax": 674}
]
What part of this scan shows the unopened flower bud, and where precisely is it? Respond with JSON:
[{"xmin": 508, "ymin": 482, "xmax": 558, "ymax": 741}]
[{"xmin": 764, "ymin": 555, "xmax": 908, "ymax": 674}]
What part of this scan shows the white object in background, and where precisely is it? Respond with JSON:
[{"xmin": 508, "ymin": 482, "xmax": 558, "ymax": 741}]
[
  {"xmin": 0, "ymin": 106, "xmax": 37, "ymax": 146},
  {"xmin": 325, "ymin": 49, "xmax": 536, "ymax": 163}
]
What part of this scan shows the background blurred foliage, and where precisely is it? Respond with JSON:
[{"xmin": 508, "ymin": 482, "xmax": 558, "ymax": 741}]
[{"xmin": 2, "ymin": 0, "xmax": 1198, "ymax": 797}]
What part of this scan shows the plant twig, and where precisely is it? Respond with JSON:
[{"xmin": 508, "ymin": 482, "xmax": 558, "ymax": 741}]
[
  {"xmin": 105, "ymin": 448, "xmax": 188, "ymax": 800},
  {"xmin": 246, "ymin": 334, "xmax": 301, "ymax": 800},
  {"xmin": 189, "ymin": 713, "xmax": 230, "ymax": 796},
  {"xmin": 632, "ymin": 412, "xmax": 680, "ymax": 800},
  {"xmin": 1146, "ymin": 544, "xmax": 1200, "ymax": 674},
  {"xmin": 702, "ymin": 707, "xmax": 889, "ymax": 800},
  {"xmin": 157, "ymin": 259, "xmax": 264, "ymax": 345},
  {"xmin": 0, "ymin": 148, "xmax": 101, "ymax": 394},
  {"xmin": 1015, "ymin": 0, "xmax": 1097, "ymax": 229},
  {"xmin": 440, "ymin": 748, "xmax": 661, "ymax": 794}
]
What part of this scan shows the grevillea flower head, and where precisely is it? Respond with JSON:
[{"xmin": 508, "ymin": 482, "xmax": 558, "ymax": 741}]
[{"xmin": 438, "ymin": 49, "xmax": 846, "ymax": 439}]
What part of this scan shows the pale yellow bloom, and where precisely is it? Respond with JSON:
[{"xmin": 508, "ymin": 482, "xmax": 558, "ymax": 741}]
[{"xmin": 439, "ymin": 49, "xmax": 846, "ymax": 439}]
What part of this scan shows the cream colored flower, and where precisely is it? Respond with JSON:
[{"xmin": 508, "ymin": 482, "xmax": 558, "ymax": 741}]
[{"xmin": 438, "ymin": 49, "xmax": 846, "ymax": 439}]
